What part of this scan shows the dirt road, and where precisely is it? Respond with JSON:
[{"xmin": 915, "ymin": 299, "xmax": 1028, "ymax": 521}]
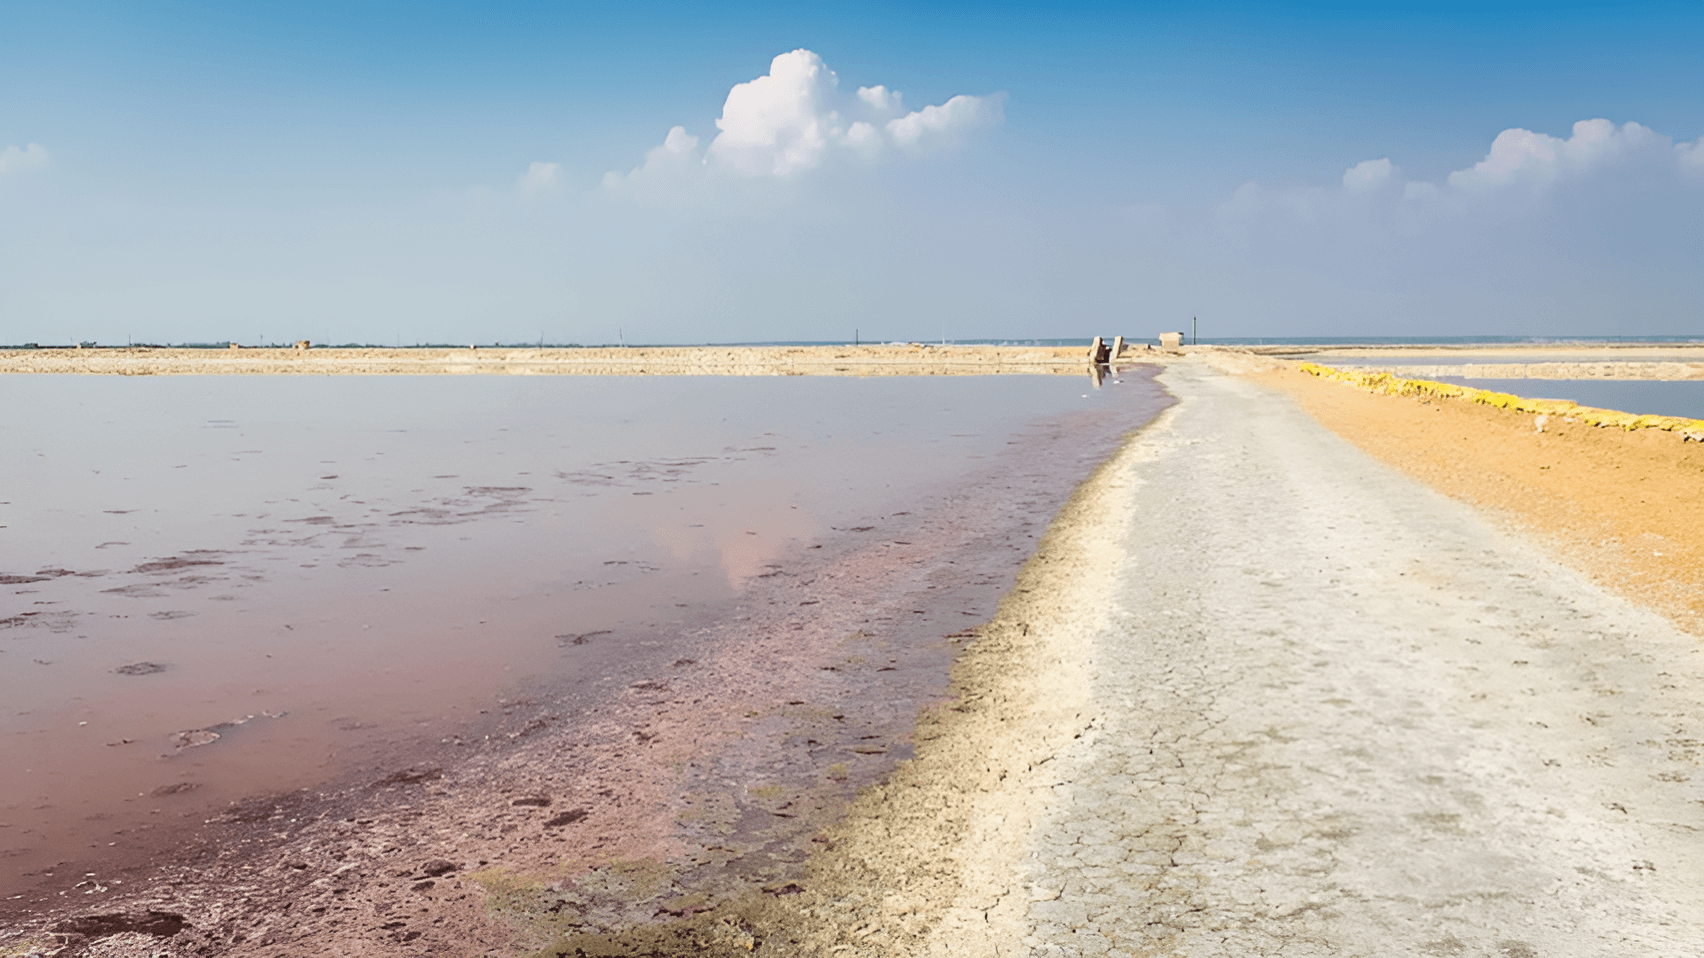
[{"xmin": 969, "ymin": 361, "xmax": 1704, "ymax": 956}]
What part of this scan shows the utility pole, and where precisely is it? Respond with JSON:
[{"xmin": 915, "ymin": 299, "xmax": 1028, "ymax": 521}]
[{"xmin": 1192, "ymin": 316, "xmax": 1198, "ymax": 346}]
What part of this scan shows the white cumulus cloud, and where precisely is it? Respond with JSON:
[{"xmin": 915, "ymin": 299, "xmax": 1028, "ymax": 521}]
[
  {"xmin": 0, "ymin": 143, "xmax": 50, "ymax": 176},
  {"xmin": 1674, "ymin": 135, "xmax": 1704, "ymax": 172},
  {"xmin": 887, "ymin": 94, "xmax": 1003, "ymax": 150},
  {"xmin": 517, "ymin": 161, "xmax": 564, "ymax": 198},
  {"xmin": 607, "ymin": 49, "xmax": 1002, "ymax": 185},
  {"xmin": 1341, "ymin": 157, "xmax": 1395, "ymax": 192},
  {"xmin": 1447, "ymin": 119, "xmax": 1663, "ymax": 190},
  {"xmin": 844, "ymin": 121, "xmax": 881, "ymax": 156},
  {"xmin": 1188, "ymin": 117, "xmax": 1703, "ymax": 335},
  {"xmin": 706, "ymin": 49, "xmax": 841, "ymax": 177},
  {"xmin": 1222, "ymin": 118, "xmax": 1701, "ymax": 223},
  {"xmin": 601, "ymin": 125, "xmax": 701, "ymax": 189},
  {"xmin": 857, "ymin": 85, "xmax": 901, "ymax": 113}
]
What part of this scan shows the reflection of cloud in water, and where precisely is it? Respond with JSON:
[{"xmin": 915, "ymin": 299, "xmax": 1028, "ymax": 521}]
[
  {"xmin": 0, "ymin": 373, "xmax": 1149, "ymax": 892},
  {"xmin": 639, "ymin": 483, "xmax": 820, "ymax": 588}
]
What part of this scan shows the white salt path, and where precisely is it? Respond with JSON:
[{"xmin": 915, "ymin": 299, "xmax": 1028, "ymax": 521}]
[{"xmin": 1018, "ymin": 362, "xmax": 1704, "ymax": 956}]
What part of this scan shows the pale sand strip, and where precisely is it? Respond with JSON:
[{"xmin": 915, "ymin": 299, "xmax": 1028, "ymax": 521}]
[
  {"xmin": 10, "ymin": 344, "xmax": 1700, "ymax": 382},
  {"xmin": 0, "ymin": 344, "xmax": 1106, "ymax": 377}
]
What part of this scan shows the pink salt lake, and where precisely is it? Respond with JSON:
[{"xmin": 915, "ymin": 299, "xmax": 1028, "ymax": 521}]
[{"xmin": 0, "ymin": 371, "xmax": 1168, "ymax": 894}]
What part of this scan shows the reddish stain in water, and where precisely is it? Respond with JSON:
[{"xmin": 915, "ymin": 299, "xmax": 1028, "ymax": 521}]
[{"xmin": 0, "ymin": 371, "xmax": 1168, "ymax": 894}]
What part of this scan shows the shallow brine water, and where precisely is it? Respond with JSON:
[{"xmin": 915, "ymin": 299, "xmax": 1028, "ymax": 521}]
[
  {"xmin": 1434, "ymin": 378, "xmax": 1704, "ymax": 420},
  {"xmin": 1, "ymin": 372, "xmax": 1167, "ymax": 902}
]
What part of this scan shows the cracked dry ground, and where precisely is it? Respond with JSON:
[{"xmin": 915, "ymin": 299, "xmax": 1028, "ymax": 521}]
[{"xmin": 1005, "ymin": 362, "xmax": 1704, "ymax": 956}]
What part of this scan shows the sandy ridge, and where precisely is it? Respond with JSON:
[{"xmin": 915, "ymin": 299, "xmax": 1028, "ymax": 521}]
[{"xmin": 0, "ymin": 345, "xmax": 1100, "ymax": 377}]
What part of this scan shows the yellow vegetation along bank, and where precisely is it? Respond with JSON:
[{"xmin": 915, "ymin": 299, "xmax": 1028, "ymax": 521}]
[
  {"xmin": 1297, "ymin": 362, "xmax": 1704, "ymax": 439},
  {"xmin": 1265, "ymin": 361, "xmax": 1704, "ymax": 635}
]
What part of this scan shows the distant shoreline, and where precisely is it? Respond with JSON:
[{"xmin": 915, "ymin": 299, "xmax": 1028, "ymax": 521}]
[
  {"xmin": 6, "ymin": 341, "xmax": 1704, "ymax": 377},
  {"xmin": 0, "ymin": 343, "xmax": 1102, "ymax": 376}
]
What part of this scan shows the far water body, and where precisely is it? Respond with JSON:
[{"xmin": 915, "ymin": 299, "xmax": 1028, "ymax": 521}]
[
  {"xmin": 1327, "ymin": 353, "xmax": 1704, "ymax": 366},
  {"xmin": 1435, "ymin": 378, "xmax": 1704, "ymax": 421},
  {"xmin": 0, "ymin": 372, "xmax": 1162, "ymax": 887}
]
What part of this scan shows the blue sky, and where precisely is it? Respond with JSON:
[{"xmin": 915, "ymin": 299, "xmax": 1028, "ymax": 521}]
[{"xmin": 1, "ymin": 1, "xmax": 1700, "ymax": 344}]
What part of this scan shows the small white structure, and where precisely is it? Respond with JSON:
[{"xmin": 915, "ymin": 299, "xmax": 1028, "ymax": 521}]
[{"xmin": 1159, "ymin": 332, "xmax": 1184, "ymax": 352}]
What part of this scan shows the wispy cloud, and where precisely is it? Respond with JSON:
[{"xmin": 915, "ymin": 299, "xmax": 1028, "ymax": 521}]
[{"xmin": 600, "ymin": 125, "xmax": 701, "ymax": 189}]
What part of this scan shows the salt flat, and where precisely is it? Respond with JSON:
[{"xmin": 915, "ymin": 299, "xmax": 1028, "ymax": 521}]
[{"xmin": 935, "ymin": 361, "xmax": 1704, "ymax": 956}]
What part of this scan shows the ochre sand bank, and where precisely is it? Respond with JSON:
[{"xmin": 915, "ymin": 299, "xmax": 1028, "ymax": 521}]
[
  {"xmin": 10, "ymin": 350, "xmax": 1704, "ymax": 956},
  {"xmin": 1259, "ymin": 361, "xmax": 1704, "ymax": 633}
]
